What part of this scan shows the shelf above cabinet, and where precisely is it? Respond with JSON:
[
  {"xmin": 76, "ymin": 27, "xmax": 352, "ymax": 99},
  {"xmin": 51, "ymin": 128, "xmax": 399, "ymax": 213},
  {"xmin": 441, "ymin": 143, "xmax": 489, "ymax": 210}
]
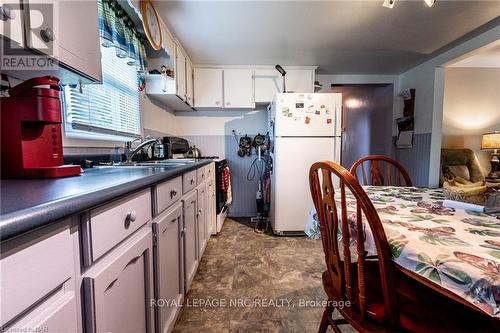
[{"xmin": 145, "ymin": 74, "xmax": 196, "ymax": 112}]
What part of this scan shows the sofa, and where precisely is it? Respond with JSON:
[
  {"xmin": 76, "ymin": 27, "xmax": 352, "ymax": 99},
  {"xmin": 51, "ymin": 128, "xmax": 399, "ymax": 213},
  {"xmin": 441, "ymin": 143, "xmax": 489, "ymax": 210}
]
[{"xmin": 440, "ymin": 148, "xmax": 484, "ymax": 187}]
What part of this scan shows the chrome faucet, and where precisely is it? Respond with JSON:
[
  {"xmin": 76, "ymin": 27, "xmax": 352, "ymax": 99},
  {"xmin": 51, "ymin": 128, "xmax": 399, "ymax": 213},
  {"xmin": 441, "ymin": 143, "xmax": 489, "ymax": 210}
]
[{"xmin": 124, "ymin": 138, "xmax": 159, "ymax": 164}]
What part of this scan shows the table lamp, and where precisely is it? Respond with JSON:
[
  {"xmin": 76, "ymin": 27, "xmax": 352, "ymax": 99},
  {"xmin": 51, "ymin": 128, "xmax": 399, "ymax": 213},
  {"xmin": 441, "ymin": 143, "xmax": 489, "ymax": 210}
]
[{"xmin": 481, "ymin": 131, "xmax": 500, "ymax": 178}]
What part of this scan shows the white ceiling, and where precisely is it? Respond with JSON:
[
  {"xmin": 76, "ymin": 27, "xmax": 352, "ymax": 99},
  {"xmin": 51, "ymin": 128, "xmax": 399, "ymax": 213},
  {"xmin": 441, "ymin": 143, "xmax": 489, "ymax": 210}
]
[
  {"xmin": 155, "ymin": 0, "xmax": 500, "ymax": 74},
  {"xmin": 449, "ymin": 41, "xmax": 500, "ymax": 68}
]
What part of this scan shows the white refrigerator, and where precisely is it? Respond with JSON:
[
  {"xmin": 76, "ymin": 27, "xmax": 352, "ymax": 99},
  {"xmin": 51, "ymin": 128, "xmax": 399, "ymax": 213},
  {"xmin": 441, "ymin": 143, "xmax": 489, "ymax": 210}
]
[{"xmin": 268, "ymin": 93, "xmax": 342, "ymax": 234}]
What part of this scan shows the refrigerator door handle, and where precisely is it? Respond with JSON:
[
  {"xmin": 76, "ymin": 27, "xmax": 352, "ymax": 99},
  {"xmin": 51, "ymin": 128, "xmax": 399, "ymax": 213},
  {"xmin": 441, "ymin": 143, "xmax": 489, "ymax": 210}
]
[{"xmin": 341, "ymin": 104, "xmax": 346, "ymax": 132}]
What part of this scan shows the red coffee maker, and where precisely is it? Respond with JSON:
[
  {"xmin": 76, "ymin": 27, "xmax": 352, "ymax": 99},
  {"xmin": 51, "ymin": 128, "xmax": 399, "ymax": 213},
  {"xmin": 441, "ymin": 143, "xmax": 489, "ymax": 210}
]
[{"xmin": 1, "ymin": 76, "xmax": 82, "ymax": 178}]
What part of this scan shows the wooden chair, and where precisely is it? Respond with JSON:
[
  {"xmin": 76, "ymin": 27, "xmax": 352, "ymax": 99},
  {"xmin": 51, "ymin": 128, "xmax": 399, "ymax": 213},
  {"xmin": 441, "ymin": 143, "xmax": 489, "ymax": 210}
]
[
  {"xmin": 309, "ymin": 161, "xmax": 498, "ymax": 333},
  {"xmin": 349, "ymin": 155, "xmax": 412, "ymax": 187}
]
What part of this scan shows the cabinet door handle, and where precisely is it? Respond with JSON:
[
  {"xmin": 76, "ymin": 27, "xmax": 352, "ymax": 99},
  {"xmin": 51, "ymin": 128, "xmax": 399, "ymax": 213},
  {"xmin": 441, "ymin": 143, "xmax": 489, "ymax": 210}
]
[
  {"xmin": 170, "ymin": 189, "xmax": 177, "ymax": 199},
  {"xmin": 0, "ymin": 4, "xmax": 15, "ymax": 20},
  {"xmin": 190, "ymin": 179, "xmax": 194, "ymax": 185},
  {"xmin": 171, "ymin": 218, "xmax": 177, "ymax": 224},
  {"xmin": 202, "ymin": 174, "xmax": 205, "ymax": 178},
  {"xmin": 40, "ymin": 28, "xmax": 55, "ymax": 42}
]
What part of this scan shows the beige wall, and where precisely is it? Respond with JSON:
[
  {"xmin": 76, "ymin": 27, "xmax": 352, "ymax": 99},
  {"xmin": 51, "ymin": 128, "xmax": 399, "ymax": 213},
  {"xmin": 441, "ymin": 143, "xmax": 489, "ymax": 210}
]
[{"xmin": 442, "ymin": 67, "xmax": 500, "ymax": 176}]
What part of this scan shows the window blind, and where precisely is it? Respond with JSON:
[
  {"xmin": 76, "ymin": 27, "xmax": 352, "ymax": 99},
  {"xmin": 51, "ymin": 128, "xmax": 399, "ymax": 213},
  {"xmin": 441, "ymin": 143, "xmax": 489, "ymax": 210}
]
[{"xmin": 63, "ymin": 45, "xmax": 141, "ymax": 139}]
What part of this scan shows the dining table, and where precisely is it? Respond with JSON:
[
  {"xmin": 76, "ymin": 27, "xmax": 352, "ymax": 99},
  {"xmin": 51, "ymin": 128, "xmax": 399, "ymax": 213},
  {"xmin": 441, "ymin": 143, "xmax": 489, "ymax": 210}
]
[{"xmin": 305, "ymin": 186, "xmax": 500, "ymax": 318}]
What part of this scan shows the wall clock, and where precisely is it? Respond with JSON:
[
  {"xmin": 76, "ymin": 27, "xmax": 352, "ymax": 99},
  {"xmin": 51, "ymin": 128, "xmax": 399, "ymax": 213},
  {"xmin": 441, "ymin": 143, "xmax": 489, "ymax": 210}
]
[{"xmin": 141, "ymin": 0, "xmax": 162, "ymax": 50}]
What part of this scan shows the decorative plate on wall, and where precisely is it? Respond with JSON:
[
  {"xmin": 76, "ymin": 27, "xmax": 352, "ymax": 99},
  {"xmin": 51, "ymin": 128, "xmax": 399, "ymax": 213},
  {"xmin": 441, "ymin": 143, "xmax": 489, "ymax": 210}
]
[{"xmin": 140, "ymin": 0, "xmax": 162, "ymax": 50}]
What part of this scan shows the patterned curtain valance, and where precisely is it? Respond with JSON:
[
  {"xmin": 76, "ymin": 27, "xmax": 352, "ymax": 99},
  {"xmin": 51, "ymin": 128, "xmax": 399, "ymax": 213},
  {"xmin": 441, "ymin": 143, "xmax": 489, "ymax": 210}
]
[{"xmin": 97, "ymin": 0, "xmax": 147, "ymax": 71}]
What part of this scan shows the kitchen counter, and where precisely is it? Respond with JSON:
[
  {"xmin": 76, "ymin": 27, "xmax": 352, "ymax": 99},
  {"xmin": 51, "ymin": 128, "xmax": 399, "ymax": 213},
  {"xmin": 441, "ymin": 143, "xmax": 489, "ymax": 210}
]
[{"xmin": 0, "ymin": 160, "xmax": 212, "ymax": 241}]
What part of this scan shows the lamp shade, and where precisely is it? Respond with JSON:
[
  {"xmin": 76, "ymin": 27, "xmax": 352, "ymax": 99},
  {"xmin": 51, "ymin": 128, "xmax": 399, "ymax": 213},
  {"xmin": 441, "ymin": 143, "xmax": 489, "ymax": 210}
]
[{"xmin": 481, "ymin": 132, "xmax": 500, "ymax": 150}]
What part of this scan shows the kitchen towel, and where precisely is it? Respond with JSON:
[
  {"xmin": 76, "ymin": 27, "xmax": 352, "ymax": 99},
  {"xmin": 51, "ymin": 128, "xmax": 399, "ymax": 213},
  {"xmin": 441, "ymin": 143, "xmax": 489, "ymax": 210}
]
[{"xmin": 220, "ymin": 166, "xmax": 232, "ymax": 205}]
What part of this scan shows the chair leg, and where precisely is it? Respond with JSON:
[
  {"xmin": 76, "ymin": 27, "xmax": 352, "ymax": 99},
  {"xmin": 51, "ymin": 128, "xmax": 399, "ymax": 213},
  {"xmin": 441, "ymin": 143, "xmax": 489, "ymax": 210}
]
[{"xmin": 318, "ymin": 303, "xmax": 335, "ymax": 333}]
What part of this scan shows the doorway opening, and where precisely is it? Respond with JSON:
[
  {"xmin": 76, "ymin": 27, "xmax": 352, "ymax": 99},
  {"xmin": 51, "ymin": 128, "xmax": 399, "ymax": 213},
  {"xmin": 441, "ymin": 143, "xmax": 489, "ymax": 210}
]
[
  {"xmin": 332, "ymin": 84, "xmax": 394, "ymax": 170},
  {"xmin": 440, "ymin": 40, "xmax": 500, "ymax": 183}
]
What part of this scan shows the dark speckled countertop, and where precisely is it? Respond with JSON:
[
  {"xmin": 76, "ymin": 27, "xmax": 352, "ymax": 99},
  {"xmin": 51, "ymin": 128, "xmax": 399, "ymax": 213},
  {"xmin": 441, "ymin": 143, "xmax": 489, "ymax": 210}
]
[{"xmin": 0, "ymin": 160, "xmax": 212, "ymax": 241}]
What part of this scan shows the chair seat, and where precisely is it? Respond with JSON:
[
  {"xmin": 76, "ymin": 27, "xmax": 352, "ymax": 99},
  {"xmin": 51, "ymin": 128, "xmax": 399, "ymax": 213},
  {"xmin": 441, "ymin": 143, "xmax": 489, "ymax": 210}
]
[{"xmin": 322, "ymin": 268, "xmax": 499, "ymax": 333}]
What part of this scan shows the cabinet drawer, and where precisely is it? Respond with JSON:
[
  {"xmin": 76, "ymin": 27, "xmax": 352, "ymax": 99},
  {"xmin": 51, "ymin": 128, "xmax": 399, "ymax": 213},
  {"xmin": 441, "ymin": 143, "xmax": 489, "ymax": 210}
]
[
  {"xmin": 156, "ymin": 176, "xmax": 182, "ymax": 215},
  {"xmin": 84, "ymin": 189, "xmax": 152, "ymax": 264},
  {"xmin": 183, "ymin": 170, "xmax": 197, "ymax": 194},
  {"xmin": 197, "ymin": 166, "xmax": 208, "ymax": 184},
  {"xmin": 0, "ymin": 223, "xmax": 73, "ymax": 326}
]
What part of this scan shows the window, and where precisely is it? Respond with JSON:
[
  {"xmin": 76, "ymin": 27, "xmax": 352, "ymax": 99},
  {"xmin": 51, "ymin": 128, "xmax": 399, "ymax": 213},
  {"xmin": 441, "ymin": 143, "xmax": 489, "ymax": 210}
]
[{"xmin": 63, "ymin": 45, "xmax": 141, "ymax": 141}]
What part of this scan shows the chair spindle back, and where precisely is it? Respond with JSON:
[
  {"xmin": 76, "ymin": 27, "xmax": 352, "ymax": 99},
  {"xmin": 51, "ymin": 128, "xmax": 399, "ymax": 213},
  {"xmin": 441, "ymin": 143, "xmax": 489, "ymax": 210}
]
[
  {"xmin": 350, "ymin": 155, "xmax": 412, "ymax": 187},
  {"xmin": 309, "ymin": 161, "xmax": 399, "ymax": 326}
]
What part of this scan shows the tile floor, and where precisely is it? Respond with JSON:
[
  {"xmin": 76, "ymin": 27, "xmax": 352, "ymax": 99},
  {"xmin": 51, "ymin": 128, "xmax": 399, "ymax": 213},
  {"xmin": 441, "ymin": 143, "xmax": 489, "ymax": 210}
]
[{"xmin": 173, "ymin": 218, "xmax": 356, "ymax": 332}]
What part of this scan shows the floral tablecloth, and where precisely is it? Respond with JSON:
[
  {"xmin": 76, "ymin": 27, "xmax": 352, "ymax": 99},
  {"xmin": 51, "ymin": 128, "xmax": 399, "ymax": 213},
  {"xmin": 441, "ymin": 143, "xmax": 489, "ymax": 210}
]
[{"xmin": 305, "ymin": 186, "xmax": 500, "ymax": 317}]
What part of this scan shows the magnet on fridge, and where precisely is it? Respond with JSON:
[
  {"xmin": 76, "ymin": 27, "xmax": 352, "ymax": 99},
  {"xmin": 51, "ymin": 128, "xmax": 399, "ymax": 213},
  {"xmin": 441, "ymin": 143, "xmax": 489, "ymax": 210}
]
[
  {"xmin": 287, "ymin": 113, "xmax": 293, "ymax": 117},
  {"xmin": 325, "ymin": 108, "xmax": 331, "ymax": 115},
  {"xmin": 305, "ymin": 116, "xmax": 311, "ymax": 124},
  {"xmin": 320, "ymin": 104, "xmax": 326, "ymax": 108},
  {"xmin": 315, "ymin": 110, "xmax": 321, "ymax": 115},
  {"xmin": 327, "ymin": 118, "xmax": 332, "ymax": 124},
  {"xmin": 296, "ymin": 102, "xmax": 304, "ymax": 108}
]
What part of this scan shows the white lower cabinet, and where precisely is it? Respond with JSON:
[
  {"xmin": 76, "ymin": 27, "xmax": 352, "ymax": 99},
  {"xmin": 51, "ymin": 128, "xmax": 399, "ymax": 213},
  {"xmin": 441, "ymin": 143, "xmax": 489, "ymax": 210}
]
[
  {"xmin": 1, "ymin": 165, "xmax": 218, "ymax": 333},
  {"xmin": 207, "ymin": 178, "xmax": 216, "ymax": 237},
  {"xmin": 83, "ymin": 227, "xmax": 154, "ymax": 333},
  {"xmin": 181, "ymin": 191, "xmax": 198, "ymax": 292},
  {"xmin": 12, "ymin": 293, "xmax": 78, "ymax": 333},
  {"xmin": 196, "ymin": 182, "xmax": 207, "ymax": 257},
  {"xmin": 152, "ymin": 202, "xmax": 184, "ymax": 333},
  {"xmin": 0, "ymin": 220, "xmax": 79, "ymax": 333}
]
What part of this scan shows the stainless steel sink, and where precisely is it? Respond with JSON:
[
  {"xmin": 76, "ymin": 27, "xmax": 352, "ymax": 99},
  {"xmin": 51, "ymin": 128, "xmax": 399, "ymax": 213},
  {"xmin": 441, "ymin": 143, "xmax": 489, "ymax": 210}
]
[
  {"xmin": 137, "ymin": 159, "xmax": 197, "ymax": 166},
  {"xmin": 100, "ymin": 159, "xmax": 198, "ymax": 168}
]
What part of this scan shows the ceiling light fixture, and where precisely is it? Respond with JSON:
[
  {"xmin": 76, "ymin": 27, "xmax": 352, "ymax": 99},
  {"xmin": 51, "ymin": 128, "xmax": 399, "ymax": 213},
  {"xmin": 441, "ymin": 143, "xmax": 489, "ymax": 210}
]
[
  {"xmin": 382, "ymin": 0, "xmax": 437, "ymax": 8},
  {"xmin": 382, "ymin": 0, "xmax": 395, "ymax": 9}
]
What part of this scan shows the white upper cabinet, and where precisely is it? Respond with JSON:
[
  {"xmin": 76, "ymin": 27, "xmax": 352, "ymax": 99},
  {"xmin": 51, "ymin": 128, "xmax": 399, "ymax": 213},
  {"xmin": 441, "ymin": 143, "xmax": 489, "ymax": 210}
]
[
  {"xmin": 254, "ymin": 68, "xmax": 316, "ymax": 99},
  {"xmin": 57, "ymin": 0, "xmax": 101, "ymax": 81},
  {"xmin": 254, "ymin": 68, "xmax": 284, "ymax": 103},
  {"xmin": 285, "ymin": 69, "xmax": 315, "ymax": 93},
  {"xmin": 0, "ymin": 0, "xmax": 24, "ymax": 47},
  {"xmin": 175, "ymin": 45, "xmax": 187, "ymax": 102},
  {"xmin": 194, "ymin": 68, "xmax": 223, "ymax": 108},
  {"xmin": 26, "ymin": 0, "xmax": 102, "ymax": 81},
  {"xmin": 223, "ymin": 69, "xmax": 254, "ymax": 109},
  {"xmin": 186, "ymin": 59, "xmax": 194, "ymax": 106},
  {"xmin": 0, "ymin": 0, "xmax": 102, "ymax": 83}
]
